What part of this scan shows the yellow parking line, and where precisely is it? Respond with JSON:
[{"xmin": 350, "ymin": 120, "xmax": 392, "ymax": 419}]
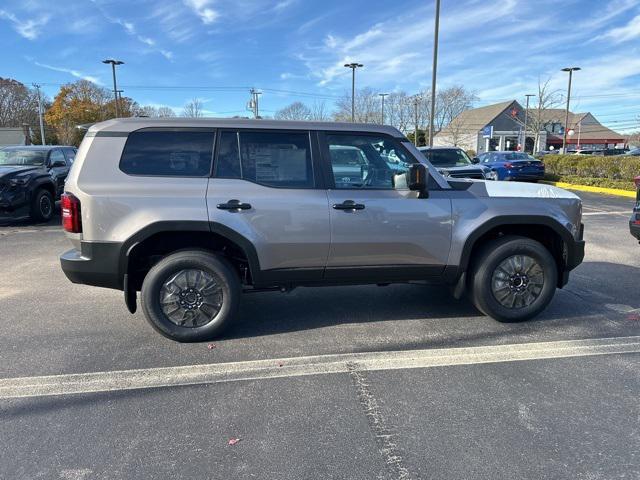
[{"xmin": 542, "ymin": 181, "xmax": 636, "ymax": 198}]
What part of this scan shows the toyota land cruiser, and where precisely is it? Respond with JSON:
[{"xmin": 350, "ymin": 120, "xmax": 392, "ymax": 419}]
[{"xmin": 60, "ymin": 118, "xmax": 584, "ymax": 342}]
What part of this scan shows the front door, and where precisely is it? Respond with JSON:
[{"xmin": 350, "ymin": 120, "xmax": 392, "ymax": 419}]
[
  {"xmin": 322, "ymin": 132, "xmax": 452, "ymax": 280},
  {"xmin": 207, "ymin": 129, "xmax": 330, "ymax": 283}
]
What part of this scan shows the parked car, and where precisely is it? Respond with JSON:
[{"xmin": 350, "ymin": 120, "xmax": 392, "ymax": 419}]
[
  {"xmin": 622, "ymin": 148, "xmax": 640, "ymax": 157},
  {"xmin": 418, "ymin": 146, "xmax": 496, "ymax": 180},
  {"xmin": 60, "ymin": 118, "xmax": 584, "ymax": 341},
  {"xmin": 630, "ymin": 176, "xmax": 640, "ymax": 243},
  {"xmin": 0, "ymin": 145, "xmax": 76, "ymax": 221},
  {"xmin": 476, "ymin": 151, "xmax": 545, "ymax": 182}
]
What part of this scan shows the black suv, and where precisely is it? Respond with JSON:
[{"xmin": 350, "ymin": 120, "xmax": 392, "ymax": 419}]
[
  {"xmin": 0, "ymin": 145, "xmax": 76, "ymax": 222},
  {"xmin": 418, "ymin": 147, "xmax": 495, "ymax": 180}
]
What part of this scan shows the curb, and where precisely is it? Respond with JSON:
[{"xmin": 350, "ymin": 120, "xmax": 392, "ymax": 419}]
[{"xmin": 541, "ymin": 181, "xmax": 636, "ymax": 199}]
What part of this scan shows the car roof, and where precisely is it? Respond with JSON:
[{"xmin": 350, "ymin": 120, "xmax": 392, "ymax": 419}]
[
  {"xmin": 87, "ymin": 117, "xmax": 406, "ymax": 138},
  {"xmin": 1, "ymin": 145, "xmax": 75, "ymax": 151}
]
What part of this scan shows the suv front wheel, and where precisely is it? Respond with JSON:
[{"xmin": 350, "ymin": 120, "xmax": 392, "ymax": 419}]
[
  {"xmin": 469, "ymin": 236, "xmax": 558, "ymax": 322},
  {"xmin": 141, "ymin": 250, "xmax": 241, "ymax": 342}
]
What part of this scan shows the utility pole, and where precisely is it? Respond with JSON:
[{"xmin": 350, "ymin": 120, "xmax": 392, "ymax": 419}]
[
  {"xmin": 32, "ymin": 83, "xmax": 46, "ymax": 145},
  {"xmin": 102, "ymin": 59, "xmax": 124, "ymax": 118},
  {"xmin": 379, "ymin": 93, "xmax": 389, "ymax": 124},
  {"xmin": 522, "ymin": 94, "xmax": 535, "ymax": 153},
  {"xmin": 249, "ymin": 88, "xmax": 262, "ymax": 118},
  {"xmin": 344, "ymin": 62, "xmax": 363, "ymax": 122},
  {"xmin": 413, "ymin": 96, "xmax": 420, "ymax": 146},
  {"xmin": 561, "ymin": 66, "xmax": 580, "ymax": 153},
  {"xmin": 428, "ymin": 0, "xmax": 441, "ymax": 147}
]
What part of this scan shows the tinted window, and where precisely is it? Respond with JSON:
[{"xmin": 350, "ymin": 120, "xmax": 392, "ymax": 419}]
[
  {"xmin": 422, "ymin": 149, "xmax": 471, "ymax": 167},
  {"xmin": 326, "ymin": 134, "xmax": 414, "ymax": 189},
  {"xmin": 214, "ymin": 130, "xmax": 314, "ymax": 188},
  {"xmin": 63, "ymin": 148, "xmax": 76, "ymax": 165},
  {"xmin": 0, "ymin": 149, "xmax": 46, "ymax": 166},
  {"xmin": 120, "ymin": 130, "xmax": 214, "ymax": 176},
  {"xmin": 49, "ymin": 150, "xmax": 66, "ymax": 166}
]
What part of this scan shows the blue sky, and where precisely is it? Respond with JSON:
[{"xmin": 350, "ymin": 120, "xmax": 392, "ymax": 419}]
[{"xmin": 1, "ymin": 0, "xmax": 639, "ymax": 131}]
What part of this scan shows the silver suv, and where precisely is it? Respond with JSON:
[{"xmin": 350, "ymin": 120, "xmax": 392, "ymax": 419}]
[{"xmin": 60, "ymin": 118, "xmax": 585, "ymax": 342}]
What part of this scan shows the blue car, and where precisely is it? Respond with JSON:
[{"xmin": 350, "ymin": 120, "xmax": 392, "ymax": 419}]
[{"xmin": 476, "ymin": 151, "xmax": 545, "ymax": 182}]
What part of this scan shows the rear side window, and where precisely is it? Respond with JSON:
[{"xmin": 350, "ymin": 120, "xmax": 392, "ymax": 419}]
[
  {"xmin": 215, "ymin": 130, "xmax": 314, "ymax": 188},
  {"xmin": 120, "ymin": 130, "xmax": 214, "ymax": 176}
]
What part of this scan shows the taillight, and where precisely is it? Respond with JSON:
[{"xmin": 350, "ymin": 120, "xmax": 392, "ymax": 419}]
[
  {"xmin": 61, "ymin": 193, "xmax": 82, "ymax": 233},
  {"xmin": 634, "ymin": 176, "xmax": 640, "ymax": 189},
  {"xmin": 504, "ymin": 162, "xmax": 513, "ymax": 169}
]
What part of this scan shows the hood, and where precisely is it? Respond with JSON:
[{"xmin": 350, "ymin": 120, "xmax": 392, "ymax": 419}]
[
  {"xmin": 477, "ymin": 180, "xmax": 580, "ymax": 200},
  {"xmin": 0, "ymin": 165, "xmax": 43, "ymax": 177}
]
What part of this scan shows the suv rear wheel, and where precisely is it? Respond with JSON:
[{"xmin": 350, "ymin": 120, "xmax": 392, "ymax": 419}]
[
  {"xmin": 31, "ymin": 189, "xmax": 54, "ymax": 222},
  {"xmin": 469, "ymin": 236, "xmax": 557, "ymax": 322},
  {"xmin": 141, "ymin": 250, "xmax": 240, "ymax": 342}
]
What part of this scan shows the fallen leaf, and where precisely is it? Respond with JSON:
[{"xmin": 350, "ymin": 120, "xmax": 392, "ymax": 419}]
[
  {"xmin": 228, "ymin": 438, "xmax": 241, "ymax": 446},
  {"xmin": 207, "ymin": 343, "xmax": 216, "ymax": 350}
]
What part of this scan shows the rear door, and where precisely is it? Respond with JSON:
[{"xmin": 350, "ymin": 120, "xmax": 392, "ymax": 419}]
[
  {"xmin": 321, "ymin": 132, "xmax": 452, "ymax": 279},
  {"xmin": 206, "ymin": 129, "xmax": 330, "ymax": 281}
]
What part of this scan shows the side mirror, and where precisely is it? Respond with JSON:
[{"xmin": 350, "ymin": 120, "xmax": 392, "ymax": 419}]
[
  {"xmin": 471, "ymin": 157, "xmax": 480, "ymax": 164},
  {"xmin": 408, "ymin": 163, "xmax": 429, "ymax": 198}
]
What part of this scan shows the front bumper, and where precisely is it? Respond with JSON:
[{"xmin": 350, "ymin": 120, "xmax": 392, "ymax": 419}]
[
  {"xmin": 630, "ymin": 214, "xmax": 640, "ymax": 241},
  {"xmin": 60, "ymin": 241, "xmax": 123, "ymax": 290},
  {"xmin": 0, "ymin": 189, "xmax": 29, "ymax": 217}
]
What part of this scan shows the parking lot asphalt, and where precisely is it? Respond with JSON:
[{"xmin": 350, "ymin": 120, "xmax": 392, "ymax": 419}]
[{"xmin": 1, "ymin": 191, "xmax": 639, "ymax": 479}]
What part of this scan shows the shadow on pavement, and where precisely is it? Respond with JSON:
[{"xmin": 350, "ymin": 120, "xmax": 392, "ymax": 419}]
[
  {"xmin": 223, "ymin": 261, "xmax": 640, "ymax": 341},
  {"xmin": 0, "ymin": 205, "xmax": 61, "ymax": 228}
]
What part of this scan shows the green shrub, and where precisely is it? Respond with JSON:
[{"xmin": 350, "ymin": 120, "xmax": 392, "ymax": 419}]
[{"xmin": 541, "ymin": 154, "xmax": 640, "ymax": 181}]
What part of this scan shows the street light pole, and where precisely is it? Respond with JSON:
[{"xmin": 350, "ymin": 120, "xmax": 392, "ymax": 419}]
[
  {"xmin": 379, "ymin": 93, "xmax": 389, "ymax": 124},
  {"xmin": 428, "ymin": 0, "xmax": 441, "ymax": 147},
  {"xmin": 32, "ymin": 83, "xmax": 46, "ymax": 145},
  {"xmin": 102, "ymin": 59, "xmax": 124, "ymax": 118},
  {"xmin": 561, "ymin": 66, "xmax": 580, "ymax": 153},
  {"xmin": 523, "ymin": 94, "xmax": 535, "ymax": 153},
  {"xmin": 344, "ymin": 62, "xmax": 363, "ymax": 122}
]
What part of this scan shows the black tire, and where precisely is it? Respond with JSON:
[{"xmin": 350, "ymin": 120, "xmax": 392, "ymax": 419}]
[
  {"xmin": 141, "ymin": 250, "xmax": 241, "ymax": 342},
  {"xmin": 30, "ymin": 189, "xmax": 54, "ymax": 222},
  {"xmin": 469, "ymin": 235, "xmax": 557, "ymax": 322}
]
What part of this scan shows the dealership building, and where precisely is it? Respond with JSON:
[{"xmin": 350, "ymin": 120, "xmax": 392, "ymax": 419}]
[{"xmin": 434, "ymin": 100, "xmax": 624, "ymax": 153}]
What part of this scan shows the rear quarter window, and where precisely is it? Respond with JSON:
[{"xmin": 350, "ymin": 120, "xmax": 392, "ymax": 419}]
[{"xmin": 120, "ymin": 129, "xmax": 214, "ymax": 177}]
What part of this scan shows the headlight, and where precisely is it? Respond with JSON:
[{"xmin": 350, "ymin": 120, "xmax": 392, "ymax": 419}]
[
  {"xmin": 485, "ymin": 170, "xmax": 498, "ymax": 181},
  {"xmin": 9, "ymin": 177, "xmax": 29, "ymax": 187}
]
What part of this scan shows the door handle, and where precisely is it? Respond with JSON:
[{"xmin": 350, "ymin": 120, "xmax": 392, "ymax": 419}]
[
  {"xmin": 332, "ymin": 200, "xmax": 365, "ymax": 211},
  {"xmin": 216, "ymin": 199, "xmax": 252, "ymax": 211}
]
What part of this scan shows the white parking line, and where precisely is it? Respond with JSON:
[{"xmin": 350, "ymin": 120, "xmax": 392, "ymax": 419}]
[
  {"xmin": 1, "ymin": 336, "xmax": 639, "ymax": 399},
  {"xmin": 582, "ymin": 210, "xmax": 630, "ymax": 216}
]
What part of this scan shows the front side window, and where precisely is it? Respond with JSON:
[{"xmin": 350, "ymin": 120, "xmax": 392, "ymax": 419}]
[
  {"xmin": 214, "ymin": 130, "xmax": 314, "ymax": 188},
  {"xmin": 326, "ymin": 134, "xmax": 414, "ymax": 189},
  {"xmin": 120, "ymin": 130, "xmax": 214, "ymax": 176},
  {"xmin": 63, "ymin": 148, "xmax": 76, "ymax": 164},
  {"xmin": 49, "ymin": 150, "xmax": 65, "ymax": 166}
]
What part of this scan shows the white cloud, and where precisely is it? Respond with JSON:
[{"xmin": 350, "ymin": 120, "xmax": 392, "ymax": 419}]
[
  {"xmin": 33, "ymin": 61, "xmax": 102, "ymax": 84},
  {"xmin": 0, "ymin": 9, "xmax": 50, "ymax": 40},
  {"xmin": 597, "ymin": 14, "xmax": 640, "ymax": 43},
  {"xmin": 183, "ymin": 0, "xmax": 220, "ymax": 24}
]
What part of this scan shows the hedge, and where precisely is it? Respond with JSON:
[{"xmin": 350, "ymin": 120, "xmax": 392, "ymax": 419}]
[{"xmin": 539, "ymin": 154, "xmax": 640, "ymax": 191}]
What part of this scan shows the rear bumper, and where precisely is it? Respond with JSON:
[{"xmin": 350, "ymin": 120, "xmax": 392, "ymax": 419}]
[
  {"xmin": 630, "ymin": 218, "xmax": 640, "ymax": 241},
  {"xmin": 60, "ymin": 241, "xmax": 123, "ymax": 290}
]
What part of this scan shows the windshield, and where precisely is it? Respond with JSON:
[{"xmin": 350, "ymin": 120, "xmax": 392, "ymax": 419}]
[
  {"xmin": 0, "ymin": 150, "xmax": 46, "ymax": 166},
  {"xmin": 422, "ymin": 149, "xmax": 472, "ymax": 167}
]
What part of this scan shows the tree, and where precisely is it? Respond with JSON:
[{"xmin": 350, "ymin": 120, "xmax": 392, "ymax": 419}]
[
  {"xmin": 182, "ymin": 98, "xmax": 204, "ymax": 117},
  {"xmin": 435, "ymin": 86, "xmax": 477, "ymax": 134},
  {"xmin": 135, "ymin": 105, "xmax": 176, "ymax": 117},
  {"xmin": 44, "ymin": 80, "xmax": 116, "ymax": 145},
  {"xmin": 333, "ymin": 87, "xmax": 381, "ymax": 124},
  {"xmin": 0, "ymin": 78, "xmax": 39, "ymax": 128},
  {"xmin": 275, "ymin": 101, "xmax": 311, "ymax": 120},
  {"xmin": 309, "ymin": 101, "xmax": 330, "ymax": 121},
  {"xmin": 524, "ymin": 78, "xmax": 563, "ymax": 152}
]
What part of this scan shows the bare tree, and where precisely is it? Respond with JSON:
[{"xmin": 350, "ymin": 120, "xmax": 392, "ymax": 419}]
[
  {"xmin": 182, "ymin": 98, "xmax": 204, "ymax": 117},
  {"xmin": 435, "ymin": 86, "xmax": 477, "ymax": 133},
  {"xmin": 309, "ymin": 101, "xmax": 330, "ymax": 121},
  {"xmin": 275, "ymin": 101, "xmax": 311, "ymax": 120},
  {"xmin": 525, "ymin": 78, "xmax": 563, "ymax": 151},
  {"xmin": 0, "ymin": 78, "xmax": 39, "ymax": 128},
  {"xmin": 156, "ymin": 106, "xmax": 176, "ymax": 117},
  {"xmin": 333, "ymin": 87, "xmax": 380, "ymax": 124},
  {"xmin": 136, "ymin": 105, "xmax": 176, "ymax": 117}
]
